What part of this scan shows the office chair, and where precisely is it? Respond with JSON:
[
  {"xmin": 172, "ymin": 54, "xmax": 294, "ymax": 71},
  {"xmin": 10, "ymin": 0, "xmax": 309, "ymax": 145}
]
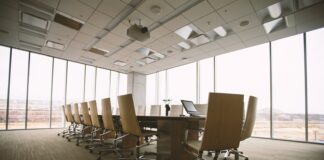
[
  {"xmin": 150, "ymin": 105, "xmax": 161, "ymax": 116},
  {"xmin": 183, "ymin": 93, "xmax": 244, "ymax": 160},
  {"xmin": 136, "ymin": 105, "xmax": 146, "ymax": 115},
  {"xmin": 65, "ymin": 104, "xmax": 78, "ymax": 141},
  {"xmin": 223, "ymin": 96, "xmax": 258, "ymax": 160},
  {"xmin": 117, "ymin": 94, "xmax": 158, "ymax": 159},
  {"xmin": 170, "ymin": 104, "xmax": 183, "ymax": 116},
  {"xmin": 57, "ymin": 105, "xmax": 68, "ymax": 137},
  {"xmin": 76, "ymin": 102, "xmax": 93, "ymax": 146},
  {"xmin": 87, "ymin": 100, "xmax": 105, "ymax": 150}
]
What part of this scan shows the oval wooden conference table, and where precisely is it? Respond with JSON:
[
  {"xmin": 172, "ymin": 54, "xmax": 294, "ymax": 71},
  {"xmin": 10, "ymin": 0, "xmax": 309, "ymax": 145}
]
[{"xmin": 108, "ymin": 115, "xmax": 206, "ymax": 160}]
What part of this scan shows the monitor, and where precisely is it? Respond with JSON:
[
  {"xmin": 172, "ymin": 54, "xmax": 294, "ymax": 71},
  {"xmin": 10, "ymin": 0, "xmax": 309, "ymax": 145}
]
[{"xmin": 181, "ymin": 100, "xmax": 197, "ymax": 112}]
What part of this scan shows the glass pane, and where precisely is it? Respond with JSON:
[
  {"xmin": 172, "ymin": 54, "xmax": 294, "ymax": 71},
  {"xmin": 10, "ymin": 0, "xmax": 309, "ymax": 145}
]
[
  {"xmin": 8, "ymin": 49, "xmax": 29, "ymax": 129},
  {"xmin": 27, "ymin": 53, "xmax": 52, "ymax": 129},
  {"xmin": 272, "ymin": 34, "xmax": 305, "ymax": 141},
  {"xmin": 199, "ymin": 57, "xmax": 214, "ymax": 104},
  {"xmin": 168, "ymin": 62, "xmax": 197, "ymax": 106},
  {"xmin": 158, "ymin": 71, "xmax": 166, "ymax": 104},
  {"xmin": 96, "ymin": 68, "xmax": 110, "ymax": 114},
  {"xmin": 146, "ymin": 73, "xmax": 156, "ymax": 115},
  {"xmin": 66, "ymin": 62, "xmax": 85, "ymax": 104},
  {"xmin": 0, "ymin": 46, "xmax": 10, "ymax": 130},
  {"xmin": 51, "ymin": 59, "xmax": 66, "ymax": 128},
  {"xmin": 85, "ymin": 66, "xmax": 96, "ymax": 101},
  {"xmin": 119, "ymin": 73, "xmax": 127, "ymax": 95},
  {"xmin": 110, "ymin": 71, "xmax": 118, "ymax": 111},
  {"xmin": 215, "ymin": 43, "xmax": 271, "ymax": 138},
  {"xmin": 306, "ymin": 28, "xmax": 324, "ymax": 143}
]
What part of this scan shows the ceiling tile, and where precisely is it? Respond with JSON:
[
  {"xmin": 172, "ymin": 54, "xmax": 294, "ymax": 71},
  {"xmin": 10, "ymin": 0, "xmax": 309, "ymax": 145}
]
[
  {"xmin": 137, "ymin": 0, "xmax": 174, "ymax": 21},
  {"xmin": 215, "ymin": 34, "xmax": 242, "ymax": 47},
  {"xmin": 0, "ymin": 18, "xmax": 18, "ymax": 47},
  {"xmin": 249, "ymin": 0, "xmax": 281, "ymax": 11},
  {"xmin": 150, "ymin": 26, "xmax": 171, "ymax": 39},
  {"xmin": 0, "ymin": 0, "xmax": 18, "ymax": 9},
  {"xmin": 228, "ymin": 13, "xmax": 261, "ymax": 32},
  {"xmin": 0, "ymin": 3, "xmax": 18, "ymax": 23},
  {"xmin": 197, "ymin": 41, "xmax": 222, "ymax": 52},
  {"xmin": 193, "ymin": 11, "xmax": 225, "ymax": 32},
  {"xmin": 87, "ymin": 11, "xmax": 112, "ymax": 29},
  {"xmin": 160, "ymin": 46, "xmax": 181, "ymax": 57},
  {"xmin": 207, "ymin": 0, "xmax": 237, "ymax": 10},
  {"xmin": 224, "ymin": 42, "xmax": 245, "ymax": 52},
  {"xmin": 268, "ymin": 27, "xmax": 296, "ymax": 41},
  {"xmin": 80, "ymin": 23, "xmax": 101, "ymax": 37},
  {"xmin": 206, "ymin": 48, "xmax": 226, "ymax": 56},
  {"xmin": 243, "ymin": 35, "xmax": 269, "ymax": 47},
  {"xmin": 98, "ymin": 0, "xmax": 127, "ymax": 17},
  {"xmin": 146, "ymin": 40, "xmax": 169, "ymax": 51},
  {"xmin": 296, "ymin": 17, "xmax": 324, "ymax": 34},
  {"xmin": 165, "ymin": 0, "xmax": 188, "ymax": 8},
  {"xmin": 42, "ymin": 47, "xmax": 63, "ymax": 57},
  {"xmin": 124, "ymin": 10, "xmax": 154, "ymax": 27},
  {"xmin": 295, "ymin": 2, "xmax": 324, "ymax": 25},
  {"xmin": 217, "ymin": 0, "xmax": 254, "ymax": 22},
  {"xmin": 111, "ymin": 22, "xmax": 129, "ymax": 39},
  {"xmin": 79, "ymin": 0, "xmax": 101, "ymax": 9},
  {"xmin": 159, "ymin": 33, "xmax": 183, "ymax": 46},
  {"xmin": 74, "ymin": 32, "xmax": 93, "ymax": 44},
  {"xmin": 102, "ymin": 32, "xmax": 127, "ymax": 46},
  {"xmin": 237, "ymin": 25, "xmax": 266, "ymax": 41},
  {"xmin": 95, "ymin": 39, "xmax": 118, "ymax": 51},
  {"xmin": 58, "ymin": 0, "xmax": 94, "ymax": 21},
  {"xmin": 182, "ymin": 1, "xmax": 214, "ymax": 21},
  {"xmin": 19, "ymin": 32, "xmax": 45, "ymax": 46},
  {"xmin": 47, "ymin": 32, "xmax": 71, "ymax": 45},
  {"xmin": 69, "ymin": 40, "xmax": 86, "ymax": 50},
  {"xmin": 125, "ymin": 41, "xmax": 143, "ymax": 50},
  {"xmin": 163, "ymin": 15, "xmax": 190, "ymax": 31},
  {"xmin": 49, "ymin": 22, "xmax": 78, "ymax": 40}
]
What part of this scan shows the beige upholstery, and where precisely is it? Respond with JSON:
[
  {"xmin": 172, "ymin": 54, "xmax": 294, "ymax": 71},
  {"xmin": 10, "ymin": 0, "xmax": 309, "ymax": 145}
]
[
  {"xmin": 80, "ymin": 102, "xmax": 92, "ymax": 126},
  {"xmin": 101, "ymin": 98, "xmax": 115, "ymax": 131},
  {"xmin": 150, "ymin": 105, "xmax": 161, "ymax": 116},
  {"xmin": 65, "ymin": 104, "xmax": 74, "ymax": 123},
  {"xmin": 136, "ymin": 105, "xmax": 146, "ymax": 115},
  {"xmin": 117, "ymin": 94, "xmax": 142, "ymax": 136},
  {"xmin": 88, "ymin": 100, "xmax": 100, "ymax": 128},
  {"xmin": 241, "ymin": 96, "xmax": 258, "ymax": 140},
  {"xmin": 184, "ymin": 92, "xmax": 244, "ymax": 159},
  {"xmin": 73, "ymin": 103, "xmax": 82, "ymax": 124},
  {"xmin": 170, "ymin": 104, "xmax": 183, "ymax": 116},
  {"xmin": 194, "ymin": 104, "xmax": 208, "ymax": 115},
  {"xmin": 62, "ymin": 105, "xmax": 68, "ymax": 121}
]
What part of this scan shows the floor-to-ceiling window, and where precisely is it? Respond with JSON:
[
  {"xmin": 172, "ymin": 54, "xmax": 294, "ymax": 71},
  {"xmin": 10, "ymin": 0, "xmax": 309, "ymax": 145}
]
[
  {"xmin": 272, "ymin": 34, "xmax": 306, "ymax": 141},
  {"xmin": 119, "ymin": 73, "xmax": 128, "ymax": 95},
  {"xmin": 8, "ymin": 49, "xmax": 29, "ymax": 129},
  {"xmin": 167, "ymin": 62, "xmax": 197, "ymax": 106},
  {"xmin": 84, "ymin": 65, "xmax": 96, "ymax": 101},
  {"xmin": 27, "ymin": 53, "xmax": 52, "ymax": 129},
  {"xmin": 146, "ymin": 73, "xmax": 156, "ymax": 115},
  {"xmin": 66, "ymin": 62, "xmax": 85, "ymax": 104},
  {"xmin": 215, "ymin": 43, "xmax": 271, "ymax": 138},
  {"xmin": 110, "ymin": 71, "xmax": 119, "ymax": 111},
  {"xmin": 198, "ymin": 57, "xmax": 214, "ymax": 104},
  {"xmin": 51, "ymin": 58, "xmax": 67, "ymax": 128},
  {"xmin": 0, "ymin": 46, "xmax": 10, "ymax": 130},
  {"xmin": 306, "ymin": 28, "xmax": 324, "ymax": 143},
  {"xmin": 96, "ymin": 68, "xmax": 110, "ymax": 114}
]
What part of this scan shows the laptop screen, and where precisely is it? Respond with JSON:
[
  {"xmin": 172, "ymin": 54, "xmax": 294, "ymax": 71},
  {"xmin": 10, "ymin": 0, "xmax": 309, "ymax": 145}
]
[{"xmin": 181, "ymin": 100, "xmax": 197, "ymax": 112}]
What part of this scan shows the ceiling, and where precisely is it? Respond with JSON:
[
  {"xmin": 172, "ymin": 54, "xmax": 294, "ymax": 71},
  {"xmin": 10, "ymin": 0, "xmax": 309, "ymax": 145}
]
[{"xmin": 0, "ymin": 0, "xmax": 324, "ymax": 74}]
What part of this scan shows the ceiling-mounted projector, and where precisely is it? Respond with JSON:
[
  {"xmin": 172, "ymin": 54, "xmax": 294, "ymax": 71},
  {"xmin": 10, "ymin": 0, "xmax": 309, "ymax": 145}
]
[{"xmin": 127, "ymin": 24, "xmax": 150, "ymax": 42}]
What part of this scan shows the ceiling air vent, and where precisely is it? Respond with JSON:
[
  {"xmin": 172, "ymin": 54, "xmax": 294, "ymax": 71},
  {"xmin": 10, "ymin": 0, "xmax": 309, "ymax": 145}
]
[
  {"xmin": 45, "ymin": 40, "xmax": 65, "ymax": 50},
  {"xmin": 89, "ymin": 47, "xmax": 109, "ymax": 56},
  {"xmin": 54, "ymin": 11, "xmax": 84, "ymax": 30}
]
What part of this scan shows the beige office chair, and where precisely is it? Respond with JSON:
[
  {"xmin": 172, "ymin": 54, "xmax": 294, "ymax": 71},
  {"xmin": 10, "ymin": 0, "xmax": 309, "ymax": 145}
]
[
  {"xmin": 73, "ymin": 103, "xmax": 82, "ymax": 125},
  {"xmin": 65, "ymin": 104, "xmax": 76, "ymax": 141},
  {"xmin": 194, "ymin": 104, "xmax": 208, "ymax": 115},
  {"xmin": 225, "ymin": 96, "xmax": 258, "ymax": 160},
  {"xmin": 118, "ymin": 94, "xmax": 157, "ymax": 159},
  {"xmin": 184, "ymin": 93, "xmax": 244, "ymax": 160},
  {"xmin": 57, "ymin": 105, "xmax": 68, "ymax": 137},
  {"xmin": 170, "ymin": 104, "xmax": 183, "ymax": 116},
  {"xmin": 150, "ymin": 105, "xmax": 161, "ymax": 116},
  {"xmin": 136, "ymin": 105, "xmax": 146, "ymax": 115},
  {"xmin": 76, "ymin": 102, "xmax": 93, "ymax": 146}
]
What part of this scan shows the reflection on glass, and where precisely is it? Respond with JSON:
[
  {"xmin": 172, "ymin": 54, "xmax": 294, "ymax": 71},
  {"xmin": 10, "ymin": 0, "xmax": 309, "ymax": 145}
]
[
  {"xmin": 272, "ymin": 34, "xmax": 305, "ymax": 141},
  {"xmin": 0, "ymin": 46, "xmax": 10, "ymax": 130},
  {"xmin": 8, "ymin": 49, "xmax": 29, "ymax": 129},
  {"xmin": 168, "ymin": 62, "xmax": 197, "ymax": 106},
  {"xmin": 199, "ymin": 57, "xmax": 214, "ymax": 104},
  {"xmin": 306, "ymin": 28, "xmax": 324, "ymax": 143},
  {"xmin": 96, "ymin": 68, "xmax": 110, "ymax": 114},
  {"xmin": 51, "ymin": 59, "xmax": 66, "ymax": 128},
  {"xmin": 146, "ymin": 74, "xmax": 156, "ymax": 115},
  {"xmin": 85, "ymin": 66, "xmax": 96, "ymax": 101},
  {"xmin": 66, "ymin": 62, "xmax": 85, "ymax": 104},
  {"xmin": 27, "ymin": 53, "xmax": 52, "ymax": 129}
]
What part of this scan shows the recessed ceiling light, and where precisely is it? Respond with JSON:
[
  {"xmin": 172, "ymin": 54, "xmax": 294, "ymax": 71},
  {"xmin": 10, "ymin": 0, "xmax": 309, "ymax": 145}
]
[
  {"xmin": 263, "ymin": 17, "xmax": 284, "ymax": 33},
  {"xmin": 136, "ymin": 47, "xmax": 165, "ymax": 60},
  {"xmin": 114, "ymin": 60, "xmax": 127, "ymax": 66},
  {"xmin": 142, "ymin": 57, "xmax": 156, "ymax": 64},
  {"xmin": 213, "ymin": 26, "xmax": 227, "ymax": 37},
  {"xmin": 89, "ymin": 47, "xmax": 109, "ymax": 55},
  {"xmin": 177, "ymin": 42, "xmax": 191, "ymax": 50},
  {"xmin": 267, "ymin": 3, "xmax": 282, "ymax": 19},
  {"xmin": 175, "ymin": 24, "xmax": 202, "ymax": 40},
  {"xmin": 190, "ymin": 34, "xmax": 210, "ymax": 45},
  {"xmin": 45, "ymin": 40, "xmax": 64, "ymax": 50},
  {"xmin": 136, "ymin": 60, "xmax": 146, "ymax": 66},
  {"xmin": 150, "ymin": 5, "xmax": 162, "ymax": 15},
  {"xmin": 54, "ymin": 11, "xmax": 84, "ymax": 30},
  {"xmin": 240, "ymin": 20, "xmax": 249, "ymax": 27},
  {"xmin": 21, "ymin": 12, "xmax": 50, "ymax": 30}
]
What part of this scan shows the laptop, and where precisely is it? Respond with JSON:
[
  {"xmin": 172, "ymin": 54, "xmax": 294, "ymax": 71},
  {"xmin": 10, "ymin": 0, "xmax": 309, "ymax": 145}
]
[{"xmin": 181, "ymin": 100, "xmax": 203, "ymax": 117}]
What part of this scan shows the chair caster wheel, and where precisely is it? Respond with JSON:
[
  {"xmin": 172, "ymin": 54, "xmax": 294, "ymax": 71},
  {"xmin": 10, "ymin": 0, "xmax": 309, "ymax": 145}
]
[
  {"xmin": 68, "ymin": 139, "xmax": 71, "ymax": 142},
  {"xmin": 62, "ymin": 135, "xmax": 65, "ymax": 138}
]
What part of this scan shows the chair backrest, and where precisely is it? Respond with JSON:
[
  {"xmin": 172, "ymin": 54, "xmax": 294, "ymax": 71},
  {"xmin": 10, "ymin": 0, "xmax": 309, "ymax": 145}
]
[
  {"xmin": 241, "ymin": 96, "xmax": 258, "ymax": 141},
  {"xmin": 170, "ymin": 104, "xmax": 183, "ymax": 116},
  {"xmin": 62, "ymin": 105, "xmax": 68, "ymax": 121},
  {"xmin": 88, "ymin": 100, "xmax": 100, "ymax": 128},
  {"xmin": 117, "ymin": 94, "xmax": 141, "ymax": 136},
  {"xmin": 136, "ymin": 105, "xmax": 146, "ymax": 115},
  {"xmin": 80, "ymin": 102, "xmax": 92, "ymax": 126},
  {"xmin": 101, "ymin": 98, "xmax": 115, "ymax": 130},
  {"xmin": 73, "ymin": 103, "xmax": 82, "ymax": 124},
  {"xmin": 201, "ymin": 93, "xmax": 244, "ymax": 151},
  {"xmin": 194, "ymin": 104, "xmax": 208, "ymax": 115},
  {"xmin": 65, "ymin": 104, "xmax": 74, "ymax": 123},
  {"xmin": 150, "ymin": 105, "xmax": 161, "ymax": 116}
]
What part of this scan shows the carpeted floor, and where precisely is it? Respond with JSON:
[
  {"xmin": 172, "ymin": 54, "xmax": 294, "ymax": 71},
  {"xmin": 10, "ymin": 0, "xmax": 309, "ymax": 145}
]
[{"xmin": 0, "ymin": 129, "xmax": 323, "ymax": 160}]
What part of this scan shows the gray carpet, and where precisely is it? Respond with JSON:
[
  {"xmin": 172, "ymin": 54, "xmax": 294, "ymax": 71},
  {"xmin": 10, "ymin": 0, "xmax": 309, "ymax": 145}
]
[{"xmin": 0, "ymin": 129, "xmax": 323, "ymax": 160}]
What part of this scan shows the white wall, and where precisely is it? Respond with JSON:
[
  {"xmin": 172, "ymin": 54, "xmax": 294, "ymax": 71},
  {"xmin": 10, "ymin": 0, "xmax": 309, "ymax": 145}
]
[{"xmin": 127, "ymin": 72, "xmax": 146, "ymax": 109}]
